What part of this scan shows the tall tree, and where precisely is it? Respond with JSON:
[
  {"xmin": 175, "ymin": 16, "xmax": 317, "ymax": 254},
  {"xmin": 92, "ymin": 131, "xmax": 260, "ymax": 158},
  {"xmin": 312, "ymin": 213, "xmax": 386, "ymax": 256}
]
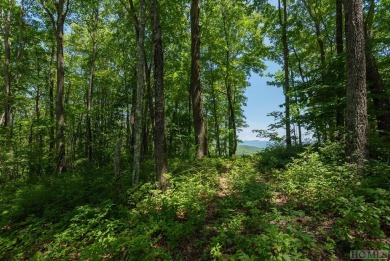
[
  {"xmin": 335, "ymin": 0, "xmax": 344, "ymax": 129},
  {"xmin": 344, "ymin": 0, "xmax": 368, "ymax": 167},
  {"xmin": 190, "ymin": 0, "xmax": 207, "ymax": 159},
  {"xmin": 132, "ymin": 0, "xmax": 146, "ymax": 184},
  {"xmin": 221, "ymin": 7, "xmax": 237, "ymax": 157},
  {"xmin": 1, "ymin": 0, "xmax": 14, "ymax": 127},
  {"xmin": 336, "ymin": 0, "xmax": 343, "ymax": 55},
  {"xmin": 86, "ymin": 3, "xmax": 99, "ymax": 162},
  {"xmin": 278, "ymin": 0, "xmax": 292, "ymax": 147},
  {"xmin": 301, "ymin": 0, "xmax": 326, "ymax": 71},
  {"xmin": 40, "ymin": 0, "xmax": 70, "ymax": 173},
  {"xmin": 364, "ymin": 0, "xmax": 390, "ymax": 140},
  {"xmin": 151, "ymin": 0, "xmax": 168, "ymax": 189}
]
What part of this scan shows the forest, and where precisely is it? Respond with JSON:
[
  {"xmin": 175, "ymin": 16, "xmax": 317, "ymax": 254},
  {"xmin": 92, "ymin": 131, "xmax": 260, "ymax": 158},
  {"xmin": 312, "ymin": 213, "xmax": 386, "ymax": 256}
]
[{"xmin": 0, "ymin": 0, "xmax": 389, "ymax": 259}]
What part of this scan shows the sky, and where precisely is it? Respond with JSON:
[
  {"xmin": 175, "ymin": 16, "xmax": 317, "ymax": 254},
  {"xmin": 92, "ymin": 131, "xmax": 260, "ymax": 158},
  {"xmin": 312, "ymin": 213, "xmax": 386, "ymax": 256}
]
[
  {"xmin": 238, "ymin": 0, "xmax": 283, "ymax": 141},
  {"xmin": 239, "ymin": 61, "xmax": 285, "ymax": 141}
]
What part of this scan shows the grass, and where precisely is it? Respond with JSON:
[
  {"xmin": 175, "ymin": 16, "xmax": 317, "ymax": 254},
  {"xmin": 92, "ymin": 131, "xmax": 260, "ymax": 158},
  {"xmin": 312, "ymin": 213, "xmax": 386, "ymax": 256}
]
[{"xmin": 0, "ymin": 144, "xmax": 389, "ymax": 260}]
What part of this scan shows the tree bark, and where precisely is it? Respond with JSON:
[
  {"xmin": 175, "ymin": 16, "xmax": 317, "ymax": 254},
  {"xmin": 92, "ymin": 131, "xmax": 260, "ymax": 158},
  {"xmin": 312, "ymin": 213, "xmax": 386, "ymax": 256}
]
[
  {"xmin": 222, "ymin": 9, "xmax": 237, "ymax": 157},
  {"xmin": 86, "ymin": 6, "xmax": 99, "ymax": 162},
  {"xmin": 40, "ymin": 0, "xmax": 70, "ymax": 173},
  {"xmin": 364, "ymin": 0, "xmax": 390, "ymax": 139},
  {"xmin": 190, "ymin": 0, "xmax": 207, "ymax": 159},
  {"xmin": 49, "ymin": 43, "xmax": 55, "ymax": 156},
  {"xmin": 151, "ymin": 0, "xmax": 168, "ymax": 190},
  {"xmin": 335, "ymin": 0, "xmax": 344, "ymax": 129},
  {"xmin": 279, "ymin": 0, "xmax": 291, "ymax": 147},
  {"xmin": 336, "ymin": 0, "xmax": 343, "ymax": 54},
  {"xmin": 2, "ymin": 1, "xmax": 13, "ymax": 128},
  {"xmin": 366, "ymin": 52, "xmax": 390, "ymax": 138},
  {"xmin": 132, "ymin": 0, "xmax": 146, "ymax": 185},
  {"xmin": 210, "ymin": 65, "xmax": 221, "ymax": 156},
  {"xmin": 344, "ymin": 0, "xmax": 368, "ymax": 167}
]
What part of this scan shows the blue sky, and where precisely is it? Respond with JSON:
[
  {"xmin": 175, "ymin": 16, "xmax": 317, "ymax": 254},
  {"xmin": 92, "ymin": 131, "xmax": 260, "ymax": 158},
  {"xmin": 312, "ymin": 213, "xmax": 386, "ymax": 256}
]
[
  {"xmin": 239, "ymin": 61, "xmax": 284, "ymax": 141},
  {"xmin": 239, "ymin": 0, "xmax": 282, "ymax": 141}
]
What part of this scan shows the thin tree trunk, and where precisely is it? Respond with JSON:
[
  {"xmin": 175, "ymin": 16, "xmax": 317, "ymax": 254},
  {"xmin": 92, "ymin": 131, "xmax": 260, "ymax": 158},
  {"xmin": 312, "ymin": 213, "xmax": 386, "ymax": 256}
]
[
  {"xmin": 344, "ymin": 0, "xmax": 368, "ymax": 167},
  {"xmin": 187, "ymin": 83, "xmax": 192, "ymax": 137},
  {"xmin": 86, "ymin": 6, "xmax": 99, "ymax": 162},
  {"xmin": 335, "ymin": 0, "xmax": 344, "ymax": 129},
  {"xmin": 14, "ymin": 0, "xmax": 25, "ymax": 94},
  {"xmin": 2, "ymin": 1, "xmax": 13, "ymax": 128},
  {"xmin": 55, "ymin": 18, "xmax": 66, "ymax": 173},
  {"xmin": 291, "ymin": 71, "xmax": 302, "ymax": 146},
  {"xmin": 114, "ymin": 137, "xmax": 122, "ymax": 201},
  {"xmin": 336, "ymin": 0, "xmax": 343, "ymax": 54},
  {"xmin": 123, "ymin": 68, "xmax": 131, "ymax": 156},
  {"xmin": 210, "ymin": 65, "xmax": 221, "ymax": 156},
  {"xmin": 49, "ymin": 44, "xmax": 55, "ymax": 156},
  {"xmin": 132, "ymin": 0, "xmax": 146, "ymax": 185},
  {"xmin": 141, "ymin": 66, "xmax": 151, "ymax": 158},
  {"xmin": 130, "ymin": 67, "xmax": 137, "ymax": 156},
  {"xmin": 222, "ymin": 9, "xmax": 237, "ymax": 157},
  {"xmin": 146, "ymin": 65, "xmax": 154, "ymax": 129},
  {"xmin": 366, "ymin": 52, "xmax": 390, "ymax": 138},
  {"xmin": 302, "ymin": 0, "xmax": 326, "ymax": 70},
  {"xmin": 190, "ymin": 0, "xmax": 207, "ymax": 159},
  {"xmin": 36, "ymin": 56, "xmax": 43, "ymax": 174},
  {"xmin": 151, "ymin": 0, "xmax": 168, "ymax": 190},
  {"xmin": 279, "ymin": 0, "xmax": 291, "ymax": 147},
  {"xmin": 40, "ymin": 0, "xmax": 70, "ymax": 173},
  {"xmin": 364, "ymin": 0, "xmax": 390, "ymax": 139}
]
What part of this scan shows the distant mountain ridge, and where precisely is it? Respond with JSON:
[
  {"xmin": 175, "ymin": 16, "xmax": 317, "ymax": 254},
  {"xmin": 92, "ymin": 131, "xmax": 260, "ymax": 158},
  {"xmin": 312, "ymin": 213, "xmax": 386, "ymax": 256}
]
[
  {"xmin": 239, "ymin": 140, "xmax": 271, "ymax": 149},
  {"xmin": 236, "ymin": 145, "xmax": 260, "ymax": 155}
]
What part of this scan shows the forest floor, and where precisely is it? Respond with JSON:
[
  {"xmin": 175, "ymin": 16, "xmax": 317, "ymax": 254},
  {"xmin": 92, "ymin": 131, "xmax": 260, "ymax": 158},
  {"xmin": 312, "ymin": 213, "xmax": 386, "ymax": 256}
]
[{"xmin": 1, "ymin": 146, "xmax": 389, "ymax": 260}]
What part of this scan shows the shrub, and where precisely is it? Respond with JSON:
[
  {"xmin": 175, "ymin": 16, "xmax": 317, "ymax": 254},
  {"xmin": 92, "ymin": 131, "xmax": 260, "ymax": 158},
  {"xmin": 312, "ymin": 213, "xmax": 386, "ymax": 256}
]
[
  {"xmin": 256, "ymin": 143, "xmax": 305, "ymax": 173},
  {"xmin": 276, "ymin": 150, "xmax": 356, "ymax": 210}
]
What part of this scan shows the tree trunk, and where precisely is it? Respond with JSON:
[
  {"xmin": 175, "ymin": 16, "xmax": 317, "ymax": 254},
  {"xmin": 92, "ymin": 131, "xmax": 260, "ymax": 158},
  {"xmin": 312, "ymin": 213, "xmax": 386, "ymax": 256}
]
[
  {"xmin": 114, "ymin": 137, "xmax": 122, "ymax": 201},
  {"xmin": 2, "ymin": 1, "xmax": 13, "ymax": 128},
  {"xmin": 210, "ymin": 65, "xmax": 221, "ymax": 156},
  {"xmin": 146, "ymin": 64, "xmax": 154, "ymax": 130},
  {"xmin": 190, "ymin": 0, "xmax": 207, "ymax": 159},
  {"xmin": 49, "ymin": 44, "xmax": 56, "ymax": 156},
  {"xmin": 364, "ymin": 0, "xmax": 390, "ymax": 139},
  {"xmin": 132, "ymin": 0, "xmax": 146, "ymax": 185},
  {"xmin": 366, "ymin": 52, "xmax": 390, "ymax": 138},
  {"xmin": 151, "ymin": 0, "xmax": 168, "ymax": 190},
  {"xmin": 302, "ymin": 0, "xmax": 326, "ymax": 70},
  {"xmin": 291, "ymin": 71, "xmax": 302, "ymax": 146},
  {"xmin": 336, "ymin": 0, "xmax": 343, "ymax": 54},
  {"xmin": 55, "ymin": 16, "xmax": 66, "ymax": 173},
  {"xmin": 86, "ymin": 7, "xmax": 99, "ymax": 162},
  {"xmin": 335, "ymin": 0, "xmax": 344, "ymax": 129},
  {"xmin": 222, "ymin": 9, "xmax": 237, "ymax": 157},
  {"xmin": 344, "ymin": 0, "xmax": 368, "ymax": 167},
  {"xmin": 279, "ymin": 0, "xmax": 291, "ymax": 147},
  {"xmin": 40, "ymin": 0, "xmax": 70, "ymax": 173}
]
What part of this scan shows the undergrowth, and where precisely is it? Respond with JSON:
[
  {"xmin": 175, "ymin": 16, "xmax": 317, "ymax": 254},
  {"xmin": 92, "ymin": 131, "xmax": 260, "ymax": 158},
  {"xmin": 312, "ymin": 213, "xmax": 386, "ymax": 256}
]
[{"xmin": 1, "ymin": 145, "xmax": 389, "ymax": 260}]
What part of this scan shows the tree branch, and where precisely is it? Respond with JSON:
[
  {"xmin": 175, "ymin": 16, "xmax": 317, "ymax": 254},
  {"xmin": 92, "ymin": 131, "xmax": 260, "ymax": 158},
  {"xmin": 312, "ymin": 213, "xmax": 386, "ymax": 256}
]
[
  {"xmin": 64, "ymin": 0, "xmax": 71, "ymax": 20},
  {"xmin": 39, "ymin": 0, "xmax": 56, "ymax": 30}
]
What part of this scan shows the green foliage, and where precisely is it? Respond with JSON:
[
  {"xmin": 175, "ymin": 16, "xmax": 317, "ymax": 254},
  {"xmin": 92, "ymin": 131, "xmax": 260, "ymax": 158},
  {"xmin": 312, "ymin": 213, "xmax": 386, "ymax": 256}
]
[
  {"xmin": 1, "ymin": 148, "xmax": 389, "ymax": 260},
  {"xmin": 256, "ymin": 143, "xmax": 305, "ymax": 173},
  {"xmin": 270, "ymin": 143, "xmax": 390, "ymax": 257},
  {"xmin": 276, "ymin": 149, "xmax": 356, "ymax": 210}
]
